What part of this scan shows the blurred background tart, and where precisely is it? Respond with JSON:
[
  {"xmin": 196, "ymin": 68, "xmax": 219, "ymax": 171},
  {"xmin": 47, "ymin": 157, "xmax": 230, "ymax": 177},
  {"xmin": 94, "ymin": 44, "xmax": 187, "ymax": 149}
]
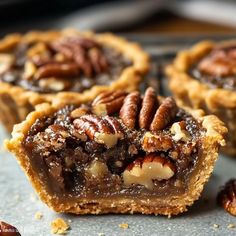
[
  {"xmin": 0, "ymin": 29, "xmax": 149, "ymax": 132},
  {"xmin": 166, "ymin": 40, "xmax": 236, "ymax": 156}
]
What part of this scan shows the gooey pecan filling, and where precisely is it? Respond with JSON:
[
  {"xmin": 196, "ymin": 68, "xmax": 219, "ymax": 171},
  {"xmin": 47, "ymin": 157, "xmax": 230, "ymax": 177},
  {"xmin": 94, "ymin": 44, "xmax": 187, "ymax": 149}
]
[
  {"xmin": 0, "ymin": 36, "xmax": 131, "ymax": 93},
  {"xmin": 24, "ymin": 88, "xmax": 204, "ymax": 198},
  {"xmin": 190, "ymin": 46, "xmax": 236, "ymax": 90}
]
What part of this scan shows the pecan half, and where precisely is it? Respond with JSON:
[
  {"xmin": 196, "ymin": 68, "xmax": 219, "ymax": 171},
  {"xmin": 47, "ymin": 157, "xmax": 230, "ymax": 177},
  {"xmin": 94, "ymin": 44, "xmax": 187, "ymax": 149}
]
[
  {"xmin": 50, "ymin": 36, "xmax": 108, "ymax": 77},
  {"xmin": 73, "ymin": 114, "xmax": 124, "ymax": 148},
  {"xmin": 117, "ymin": 88, "xmax": 178, "ymax": 131},
  {"xmin": 35, "ymin": 62, "xmax": 79, "ymax": 79},
  {"xmin": 119, "ymin": 91, "xmax": 141, "ymax": 129},
  {"xmin": 0, "ymin": 221, "xmax": 21, "ymax": 236},
  {"xmin": 123, "ymin": 154, "xmax": 175, "ymax": 190},
  {"xmin": 92, "ymin": 90, "xmax": 126, "ymax": 116},
  {"xmin": 88, "ymin": 47, "xmax": 108, "ymax": 74},
  {"xmin": 217, "ymin": 179, "xmax": 236, "ymax": 216},
  {"xmin": 150, "ymin": 97, "xmax": 178, "ymax": 131},
  {"xmin": 139, "ymin": 87, "xmax": 158, "ymax": 129}
]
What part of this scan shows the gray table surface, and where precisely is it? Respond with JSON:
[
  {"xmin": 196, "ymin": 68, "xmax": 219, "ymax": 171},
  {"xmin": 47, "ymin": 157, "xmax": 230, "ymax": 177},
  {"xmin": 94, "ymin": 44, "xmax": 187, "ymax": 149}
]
[{"xmin": 1, "ymin": 35, "xmax": 236, "ymax": 236}]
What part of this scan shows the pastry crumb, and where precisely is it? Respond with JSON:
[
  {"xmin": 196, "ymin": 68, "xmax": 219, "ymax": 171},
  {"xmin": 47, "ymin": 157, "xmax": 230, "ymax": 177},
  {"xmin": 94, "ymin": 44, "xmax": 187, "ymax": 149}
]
[
  {"xmin": 213, "ymin": 224, "xmax": 219, "ymax": 229},
  {"xmin": 51, "ymin": 218, "xmax": 70, "ymax": 235},
  {"xmin": 98, "ymin": 233, "xmax": 105, "ymax": 236},
  {"xmin": 30, "ymin": 193, "xmax": 38, "ymax": 202},
  {"xmin": 228, "ymin": 224, "xmax": 235, "ymax": 229},
  {"xmin": 34, "ymin": 211, "xmax": 43, "ymax": 220},
  {"xmin": 119, "ymin": 223, "xmax": 129, "ymax": 229}
]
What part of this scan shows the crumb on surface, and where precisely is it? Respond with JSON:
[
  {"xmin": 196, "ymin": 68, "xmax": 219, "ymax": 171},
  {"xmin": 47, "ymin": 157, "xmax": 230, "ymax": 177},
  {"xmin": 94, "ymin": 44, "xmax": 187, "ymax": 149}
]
[
  {"xmin": 98, "ymin": 233, "xmax": 105, "ymax": 236},
  {"xmin": 51, "ymin": 218, "xmax": 70, "ymax": 235},
  {"xmin": 213, "ymin": 224, "xmax": 219, "ymax": 229},
  {"xmin": 228, "ymin": 224, "xmax": 235, "ymax": 229},
  {"xmin": 30, "ymin": 193, "xmax": 38, "ymax": 202},
  {"xmin": 119, "ymin": 223, "xmax": 129, "ymax": 229},
  {"xmin": 34, "ymin": 211, "xmax": 43, "ymax": 220}
]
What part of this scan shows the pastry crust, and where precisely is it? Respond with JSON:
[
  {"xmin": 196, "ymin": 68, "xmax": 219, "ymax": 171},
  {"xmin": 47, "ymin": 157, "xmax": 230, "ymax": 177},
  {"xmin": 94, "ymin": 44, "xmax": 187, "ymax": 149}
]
[
  {"xmin": 6, "ymin": 102, "xmax": 227, "ymax": 216},
  {"xmin": 0, "ymin": 29, "xmax": 149, "ymax": 132},
  {"xmin": 166, "ymin": 40, "xmax": 236, "ymax": 155}
]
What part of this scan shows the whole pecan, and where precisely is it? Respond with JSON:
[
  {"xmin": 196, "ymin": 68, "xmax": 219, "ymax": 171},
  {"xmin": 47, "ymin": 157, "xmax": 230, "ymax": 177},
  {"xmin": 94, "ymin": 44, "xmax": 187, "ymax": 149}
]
[
  {"xmin": 217, "ymin": 179, "xmax": 236, "ymax": 216},
  {"xmin": 150, "ymin": 97, "xmax": 177, "ymax": 131},
  {"xmin": 139, "ymin": 87, "xmax": 158, "ymax": 129},
  {"xmin": 92, "ymin": 90, "xmax": 126, "ymax": 116},
  {"xmin": 73, "ymin": 114, "xmax": 124, "ymax": 148},
  {"xmin": 119, "ymin": 91, "xmax": 141, "ymax": 129}
]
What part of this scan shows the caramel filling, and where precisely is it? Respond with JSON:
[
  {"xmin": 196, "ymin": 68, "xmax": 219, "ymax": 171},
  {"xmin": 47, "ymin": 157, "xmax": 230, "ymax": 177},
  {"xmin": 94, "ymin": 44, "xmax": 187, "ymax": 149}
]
[
  {"xmin": 23, "ymin": 90, "xmax": 204, "ymax": 201},
  {"xmin": 0, "ymin": 36, "xmax": 131, "ymax": 93},
  {"xmin": 190, "ymin": 46, "xmax": 236, "ymax": 90}
]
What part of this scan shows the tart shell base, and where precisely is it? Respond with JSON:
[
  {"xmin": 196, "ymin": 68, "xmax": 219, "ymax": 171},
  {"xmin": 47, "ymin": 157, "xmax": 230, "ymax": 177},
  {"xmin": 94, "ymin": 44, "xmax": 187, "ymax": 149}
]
[{"xmin": 6, "ymin": 103, "xmax": 227, "ymax": 216}]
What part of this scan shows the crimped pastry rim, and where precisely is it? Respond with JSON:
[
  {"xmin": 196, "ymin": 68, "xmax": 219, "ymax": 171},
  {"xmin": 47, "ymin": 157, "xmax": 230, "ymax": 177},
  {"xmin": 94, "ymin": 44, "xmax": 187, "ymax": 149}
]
[
  {"xmin": 0, "ymin": 28, "xmax": 149, "ymax": 107},
  {"xmin": 5, "ymin": 100, "xmax": 227, "ymax": 216},
  {"xmin": 166, "ymin": 40, "xmax": 236, "ymax": 110}
]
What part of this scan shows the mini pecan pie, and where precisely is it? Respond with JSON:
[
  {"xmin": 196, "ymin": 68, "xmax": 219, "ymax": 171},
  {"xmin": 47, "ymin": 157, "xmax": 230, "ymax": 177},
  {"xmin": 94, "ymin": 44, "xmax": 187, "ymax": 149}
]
[
  {"xmin": 166, "ymin": 40, "xmax": 236, "ymax": 155},
  {"xmin": 0, "ymin": 29, "xmax": 149, "ymax": 132},
  {"xmin": 6, "ymin": 88, "xmax": 227, "ymax": 216}
]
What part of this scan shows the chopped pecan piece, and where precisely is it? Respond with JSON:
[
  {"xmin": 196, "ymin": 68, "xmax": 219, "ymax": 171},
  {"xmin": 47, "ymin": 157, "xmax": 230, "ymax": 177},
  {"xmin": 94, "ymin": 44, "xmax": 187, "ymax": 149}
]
[
  {"xmin": 92, "ymin": 90, "xmax": 126, "ymax": 116},
  {"xmin": 142, "ymin": 132, "xmax": 173, "ymax": 152},
  {"xmin": 0, "ymin": 53, "xmax": 15, "ymax": 74},
  {"xmin": 38, "ymin": 78, "xmax": 70, "ymax": 91},
  {"xmin": 170, "ymin": 121, "xmax": 190, "ymax": 142},
  {"xmin": 23, "ymin": 61, "xmax": 37, "ymax": 80},
  {"xmin": 73, "ymin": 115, "xmax": 124, "ymax": 148},
  {"xmin": 217, "ymin": 179, "xmax": 236, "ymax": 216},
  {"xmin": 119, "ymin": 91, "xmax": 141, "ymax": 129},
  {"xmin": 150, "ymin": 97, "xmax": 178, "ymax": 131},
  {"xmin": 123, "ymin": 154, "xmax": 175, "ymax": 190},
  {"xmin": 70, "ymin": 106, "xmax": 90, "ymax": 118},
  {"xmin": 139, "ymin": 87, "xmax": 158, "ymax": 129},
  {"xmin": 87, "ymin": 160, "xmax": 108, "ymax": 178}
]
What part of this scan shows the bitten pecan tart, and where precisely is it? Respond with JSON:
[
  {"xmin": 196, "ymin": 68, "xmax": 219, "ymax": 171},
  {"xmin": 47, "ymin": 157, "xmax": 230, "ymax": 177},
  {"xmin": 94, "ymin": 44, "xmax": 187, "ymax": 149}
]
[
  {"xmin": 0, "ymin": 29, "xmax": 149, "ymax": 132},
  {"xmin": 6, "ymin": 87, "xmax": 227, "ymax": 216},
  {"xmin": 166, "ymin": 40, "xmax": 236, "ymax": 155}
]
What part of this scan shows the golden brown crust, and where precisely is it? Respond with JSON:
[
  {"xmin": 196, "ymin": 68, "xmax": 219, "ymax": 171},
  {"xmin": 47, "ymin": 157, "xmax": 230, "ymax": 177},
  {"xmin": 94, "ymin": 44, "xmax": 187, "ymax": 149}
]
[
  {"xmin": 166, "ymin": 40, "xmax": 236, "ymax": 155},
  {"xmin": 0, "ymin": 29, "xmax": 149, "ymax": 131},
  {"xmin": 5, "ymin": 101, "xmax": 227, "ymax": 216}
]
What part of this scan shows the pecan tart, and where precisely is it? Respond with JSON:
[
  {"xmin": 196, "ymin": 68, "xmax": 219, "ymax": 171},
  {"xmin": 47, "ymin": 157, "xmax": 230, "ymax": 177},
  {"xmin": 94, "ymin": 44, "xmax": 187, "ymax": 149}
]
[
  {"xmin": 6, "ymin": 87, "xmax": 227, "ymax": 216},
  {"xmin": 166, "ymin": 40, "xmax": 236, "ymax": 155},
  {"xmin": 0, "ymin": 29, "xmax": 149, "ymax": 132}
]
